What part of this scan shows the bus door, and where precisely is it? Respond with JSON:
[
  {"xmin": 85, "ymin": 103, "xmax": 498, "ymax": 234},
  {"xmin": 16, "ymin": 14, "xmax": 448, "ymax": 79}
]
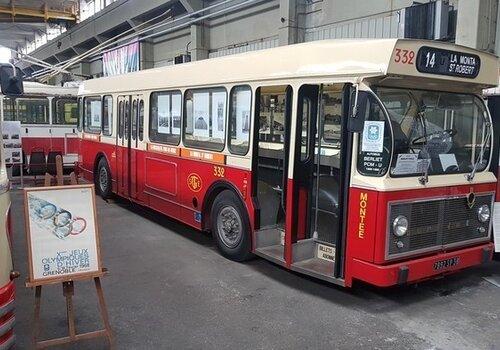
[
  {"xmin": 253, "ymin": 85, "xmax": 292, "ymax": 265},
  {"xmin": 288, "ymin": 84, "xmax": 351, "ymax": 281},
  {"xmin": 51, "ymin": 97, "xmax": 78, "ymax": 155},
  {"xmin": 129, "ymin": 95, "xmax": 144, "ymax": 200},
  {"xmin": 117, "ymin": 96, "xmax": 131, "ymax": 197}
]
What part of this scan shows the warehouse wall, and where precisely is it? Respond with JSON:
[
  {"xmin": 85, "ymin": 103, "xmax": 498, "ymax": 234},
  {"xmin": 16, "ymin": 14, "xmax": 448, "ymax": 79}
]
[{"xmin": 25, "ymin": 0, "xmax": 499, "ymax": 82}]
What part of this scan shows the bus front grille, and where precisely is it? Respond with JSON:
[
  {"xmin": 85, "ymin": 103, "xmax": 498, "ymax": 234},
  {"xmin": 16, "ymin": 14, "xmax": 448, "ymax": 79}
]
[{"xmin": 387, "ymin": 193, "xmax": 493, "ymax": 258}]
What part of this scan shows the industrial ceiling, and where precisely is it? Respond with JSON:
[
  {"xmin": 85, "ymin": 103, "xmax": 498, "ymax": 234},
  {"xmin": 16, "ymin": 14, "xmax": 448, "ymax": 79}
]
[{"xmin": 0, "ymin": 0, "xmax": 78, "ymax": 49}]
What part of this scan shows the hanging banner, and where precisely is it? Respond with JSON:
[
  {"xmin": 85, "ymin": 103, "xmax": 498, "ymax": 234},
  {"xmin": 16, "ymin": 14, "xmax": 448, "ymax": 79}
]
[{"xmin": 102, "ymin": 41, "xmax": 140, "ymax": 77}]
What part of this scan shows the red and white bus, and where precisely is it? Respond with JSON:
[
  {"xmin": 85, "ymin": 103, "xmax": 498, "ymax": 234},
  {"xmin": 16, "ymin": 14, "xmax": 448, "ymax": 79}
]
[
  {"xmin": 77, "ymin": 39, "xmax": 498, "ymax": 287},
  {"xmin": 0, "ymin": 81, "xmax": 78, "ymax": 167}
]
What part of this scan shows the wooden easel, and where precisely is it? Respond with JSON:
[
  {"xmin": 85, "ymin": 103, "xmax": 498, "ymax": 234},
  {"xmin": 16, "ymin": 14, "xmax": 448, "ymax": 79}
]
[{"xmin": 29, "ymin": 155, "xmax": 115, "ymax": 349}]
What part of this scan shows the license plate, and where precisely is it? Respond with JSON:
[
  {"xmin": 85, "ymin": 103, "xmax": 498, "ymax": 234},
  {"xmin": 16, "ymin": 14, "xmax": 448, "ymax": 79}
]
[{"xmin": 433, "ymin": 257, "xmax": 459, "ymax": 270}]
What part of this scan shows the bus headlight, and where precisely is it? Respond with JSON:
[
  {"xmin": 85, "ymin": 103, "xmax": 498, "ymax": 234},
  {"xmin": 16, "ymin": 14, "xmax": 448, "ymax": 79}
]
[
  {"xmin": 477, "ymin": 205, "xmax": 490, "ymax": 223},
  {"xmin": 392, "ymin": 215, "xmax": 409, "ymax": 237}
]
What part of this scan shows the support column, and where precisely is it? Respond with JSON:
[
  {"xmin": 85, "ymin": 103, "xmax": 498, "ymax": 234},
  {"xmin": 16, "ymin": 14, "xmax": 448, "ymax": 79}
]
[
  {"xmin": 279, "ymin": 0, "xmax": 302, "ymax": 46},
  {"xmin": 456, "ymin": 0, "xmax": 498, "ymax": 53},
  {"xmin": 190, "ymin": 23, "xmax": 209, "ymax": 61},
  {"xmin": 140, "ymin": 40, "xmax": 154, "ymax": 69}
]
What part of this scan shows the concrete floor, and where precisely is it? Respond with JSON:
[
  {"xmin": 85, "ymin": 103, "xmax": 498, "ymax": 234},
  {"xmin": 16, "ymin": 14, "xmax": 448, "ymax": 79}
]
[{"xmin": 9, "ymin": 189, "xmax": 500, "ymax": 350}]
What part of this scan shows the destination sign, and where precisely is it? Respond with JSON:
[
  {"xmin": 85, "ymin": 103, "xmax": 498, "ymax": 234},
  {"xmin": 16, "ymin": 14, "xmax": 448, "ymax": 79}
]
[{"xmin": 416, "ymin": 46, "xmax": 480, "ymax": 79}]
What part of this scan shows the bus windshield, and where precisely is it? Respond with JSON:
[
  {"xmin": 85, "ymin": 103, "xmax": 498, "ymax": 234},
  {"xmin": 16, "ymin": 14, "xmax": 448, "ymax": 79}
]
[{"xmin": 375, "ymin": 87, "xmax": 492, "ymax": 177}]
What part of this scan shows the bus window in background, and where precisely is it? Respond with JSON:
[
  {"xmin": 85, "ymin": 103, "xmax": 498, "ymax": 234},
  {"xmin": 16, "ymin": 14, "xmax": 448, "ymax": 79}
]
[
  {"xmin": 17, "ymin": 99, "xmax": 49, "ymax": 124},
  {"xmin": 53, "ymin": 98, "xmax": 78, "ymax": 125},
  {"xmin": 2, "ymin": 97, "xmax": 15, "ymax": 121}
]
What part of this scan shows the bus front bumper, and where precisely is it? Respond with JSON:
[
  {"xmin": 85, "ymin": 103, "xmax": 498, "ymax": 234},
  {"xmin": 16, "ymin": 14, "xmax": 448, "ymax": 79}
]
[
  {"xmin": 350, "ymin": 243, "xmax": 494, "ymax": 287},
  {"xmin": 0, "ymin": 281, "xmax": 15, "ymax": 350}
]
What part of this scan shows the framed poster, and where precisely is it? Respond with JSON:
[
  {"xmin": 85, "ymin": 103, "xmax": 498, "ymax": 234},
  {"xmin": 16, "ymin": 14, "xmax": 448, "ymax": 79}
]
[
  {"xmin": 211, "ymin": 91, "xmax": 226, "ymax": 139},
  {"xmin": 157, "ymin": 94, "xmax": 170, "ymax": 134},
  {"xmin": 2, "ymin": 120, "xmax": 22, "ymax": 165},
  {"xmin": 192, "ymin": 91, "xmax": 209, "ymax": 138},
  {"xmin": 24, "ymin": 184, "xmax": 103, "ymax": 286}
]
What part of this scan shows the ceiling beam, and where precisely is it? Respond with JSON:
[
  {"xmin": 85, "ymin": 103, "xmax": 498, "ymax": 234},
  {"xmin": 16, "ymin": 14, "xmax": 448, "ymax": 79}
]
[
  {"xmin": 179, "ymin": 0, "xmax": 203, "ymax": 13},
  {"xmin": 0, "ymin": 4, "xmax": 77, "ymax": 22},
  {"xmin": 0, "ymin": 33, "xmax": 33, "ymax": 40}
]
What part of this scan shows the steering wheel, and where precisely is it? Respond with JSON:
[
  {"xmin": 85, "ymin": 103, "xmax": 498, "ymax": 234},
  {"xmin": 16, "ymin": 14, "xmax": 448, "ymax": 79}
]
[{"xmin": 411, "ymin": 129, "xmax": 456, "ymax": 146}]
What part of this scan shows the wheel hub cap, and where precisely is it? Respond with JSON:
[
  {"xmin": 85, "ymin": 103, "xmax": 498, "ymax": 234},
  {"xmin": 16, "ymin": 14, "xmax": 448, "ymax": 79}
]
[
  {"xmin": 216, "ymin": 206, "xmax": 242, "ymax": 249},
  {"xmin": 99, "ymin": 167, "xmax": 108, "ymax": 191}
]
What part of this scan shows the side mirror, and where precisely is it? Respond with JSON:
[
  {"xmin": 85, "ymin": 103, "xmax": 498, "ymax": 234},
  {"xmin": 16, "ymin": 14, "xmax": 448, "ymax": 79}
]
[
  {"xmin": 348, "ymin": 89, "xmax": 369, "ymax": 133},
  {"xmin": 0, "ymin": 64, "xmax": 24, "ymax": 95}
]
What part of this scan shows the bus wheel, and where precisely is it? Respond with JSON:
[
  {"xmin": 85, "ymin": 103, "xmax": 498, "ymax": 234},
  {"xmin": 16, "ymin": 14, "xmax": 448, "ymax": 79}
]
[
  {"xmin": 96, "ymin": 158, "xmax": 112, "ymax": 199},
  {"xmin": 211, "ymin": 190, "xmax": 252, "ymax": 261}
]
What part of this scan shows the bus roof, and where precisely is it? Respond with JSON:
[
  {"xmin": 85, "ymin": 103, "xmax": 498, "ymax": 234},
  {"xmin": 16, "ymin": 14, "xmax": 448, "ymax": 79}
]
[
  {"xmin": 22, "ymin": 81, "xmax": 78, "ymax": 97},
  {"xmin": 79, "ymin": 39, "xmax": 499, "ymax": 95}
]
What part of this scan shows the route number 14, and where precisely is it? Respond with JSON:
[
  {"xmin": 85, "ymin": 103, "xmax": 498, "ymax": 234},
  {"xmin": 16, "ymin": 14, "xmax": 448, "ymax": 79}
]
[{"xmin": 425, "ymin": 52, "xmax": 436, "ymax": 68}]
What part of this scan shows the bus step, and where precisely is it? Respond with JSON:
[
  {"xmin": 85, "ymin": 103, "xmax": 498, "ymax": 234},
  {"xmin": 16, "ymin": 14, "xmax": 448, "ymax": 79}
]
[
  {"xmin": 290, "ymin": 239, "xmax": 339, "ymax": 284},
  {"xmin": 254, "ymin": 227, "xmax": 285, "ymax": 266},
  {"xmin": 254, "ymin": 245, "xmax": 285, "ymax": 266},
  {"xmin": 255, "ymin": 227, "xmax": 283, "ymax": 248},
  {"xmin": 291, "ymin": 258, "xmax": 335, "ymax": 282}
]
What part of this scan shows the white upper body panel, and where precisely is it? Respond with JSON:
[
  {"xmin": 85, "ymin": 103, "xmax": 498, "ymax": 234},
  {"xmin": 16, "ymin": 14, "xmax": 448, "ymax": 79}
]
[{"xmin": 79, "ymin": 39, "xmax": 498, "ymax": 96}]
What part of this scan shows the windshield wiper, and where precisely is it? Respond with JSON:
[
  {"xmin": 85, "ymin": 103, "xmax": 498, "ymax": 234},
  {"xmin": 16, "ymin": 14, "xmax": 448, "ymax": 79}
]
[
  {"xmin": 466, "ymin": 120, "xmax": 491, "ymax": 182},
  {"xmin": 417, "ymin": 106, "xmax": 430, "ymax": 185}
]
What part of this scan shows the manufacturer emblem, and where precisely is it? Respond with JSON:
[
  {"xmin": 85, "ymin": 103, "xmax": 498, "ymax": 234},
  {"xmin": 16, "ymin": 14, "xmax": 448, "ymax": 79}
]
[
  {"xmin": 187, "ymin": 173, "xmax": 202, "ymax": 192},
  {"xmin": 466, "ymin": 192, "xmax": 476, "ymax": 209}
]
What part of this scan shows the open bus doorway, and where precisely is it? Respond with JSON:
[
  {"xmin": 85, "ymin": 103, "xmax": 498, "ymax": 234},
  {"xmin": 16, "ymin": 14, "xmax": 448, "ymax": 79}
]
[
  {"xmin": 253, "ymin": 83, "xmax": 353, "ymax": 282},
  {"xmin": 289, "ymin": 84, "xmax": 350, "ymax": 281},
  {"xmin": 253, "ymin": 85, "xmax": 292, "ymax": 264}
]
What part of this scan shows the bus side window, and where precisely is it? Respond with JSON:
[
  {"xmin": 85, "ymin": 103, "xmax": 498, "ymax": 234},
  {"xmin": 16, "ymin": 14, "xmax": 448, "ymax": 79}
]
[
  {"xmin": 259, "ymin": 91, "xmax": 286, "ymax": 143},
  {"xmin": 84, "ymin": 96, "xmax": 102, "ymax": 134},
  {"xmin": 124, "ymin": 100, "xmax": 130, "ymax": 140},
  {"xmin": 17, "ymin": 98, "xmax": 49, "ymax": 124},
  {"xmin": 228, "ymin": 85, "xmax": 252, "ymax": 155},
  {"xmin": 102, "ymin": 95, "xmax": 113, "ymax": 136},
  {"xmin": 132, "ymin": 99, "xmax": 137, "ymax": 141},
  {"xmin": 149, "ymin": 90, "xmax": 181, "ymax": 145},
  {"xmin": 138, "ymin": 100, "xmax": 144, "ymax": 141},
  {"xmin": 183, "ymin": 87, "xmax": 227, "ymax": 151},
  {"xmin": 356, "ymin": 94, "xmax": 392, "ymax": 177},
  {"xmin": 118, "ymin": 100, "xmax": 124, "ymax": 139},
  {"xmin": 53, "ymin": 98, "xmax": 78, "ymax": 125}
]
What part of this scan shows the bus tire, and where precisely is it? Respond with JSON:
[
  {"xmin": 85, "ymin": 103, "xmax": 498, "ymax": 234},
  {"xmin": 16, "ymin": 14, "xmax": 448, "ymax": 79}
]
[
  {"xmin": 96, "ymin": 157, "xmax": 112, "ymax": 199},
  {"xmin": 211, "ymin": 190, "xmax": 252, "ymax": 262}
]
